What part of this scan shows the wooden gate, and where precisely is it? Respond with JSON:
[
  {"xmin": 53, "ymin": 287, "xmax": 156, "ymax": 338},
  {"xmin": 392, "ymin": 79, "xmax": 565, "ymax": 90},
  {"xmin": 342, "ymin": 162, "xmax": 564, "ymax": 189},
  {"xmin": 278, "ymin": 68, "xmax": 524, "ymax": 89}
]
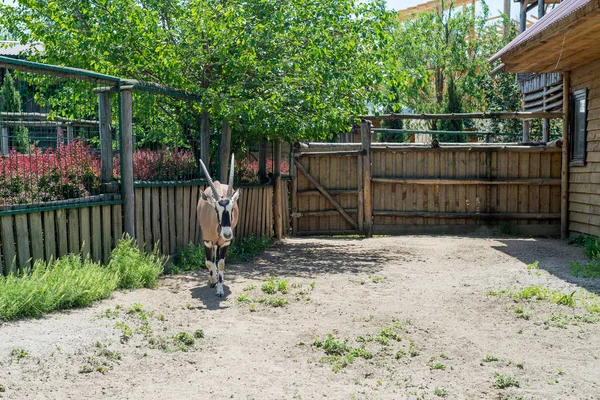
[
  {"xmin": 291, "ymin": 127, "xmax": 562, "ymax": 237},
  {"xmin": 291, "ymin": 144, "xmax": 367, "ymax": 236}
]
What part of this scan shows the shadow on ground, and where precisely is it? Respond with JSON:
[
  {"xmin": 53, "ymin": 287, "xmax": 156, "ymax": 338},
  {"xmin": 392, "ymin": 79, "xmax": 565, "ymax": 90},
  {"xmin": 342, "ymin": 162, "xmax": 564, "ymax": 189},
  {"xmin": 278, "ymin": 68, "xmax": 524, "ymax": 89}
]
[{"xmin": 491, "ymin": 236, "xmax": 600, "ymax": 296}]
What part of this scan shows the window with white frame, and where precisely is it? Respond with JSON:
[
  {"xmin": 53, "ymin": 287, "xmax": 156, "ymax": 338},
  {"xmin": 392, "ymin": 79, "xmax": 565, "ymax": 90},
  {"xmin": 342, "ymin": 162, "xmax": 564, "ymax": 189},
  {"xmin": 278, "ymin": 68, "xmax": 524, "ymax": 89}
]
[{"xmin": 569, "ymin": 88, "xmax": 588, "ymax": 166}]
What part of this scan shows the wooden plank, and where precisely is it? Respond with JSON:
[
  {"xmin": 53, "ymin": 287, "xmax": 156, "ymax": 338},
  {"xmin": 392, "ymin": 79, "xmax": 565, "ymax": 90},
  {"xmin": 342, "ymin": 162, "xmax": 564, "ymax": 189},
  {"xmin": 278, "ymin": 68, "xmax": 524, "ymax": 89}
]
[
  {"xmin": 102, "ymin": 205, "xmax": 111, "ymax": 264},
  {"xmin": 190, "ymin": 186, "xmax": 199, "ymax": 245},
  {"xmin": 357, "ymin": 153, "xmax": 364, "ymax": 232},
  {"xmin": 160, "ymin": 187, "xmax": 170, "ymax": 254},
  {"xmin": 361, "ymin": 122, "xmax": 372, "ymax": 236},
  {"xmin": 168, "ymin": 187, "xmax": 176, "ymax": 254},
  {"xmin": 121, "ymin": 90, "xmax": 135, "ymax": 238},
  {"xmin": 143, "ymin": 187, "xmax": 152, "ymax": 251},
  {"xmin": 182, "ymin": 186, "xmax": 190, "ymax": 247},
  {"xmin": 98, "ymin": 91, "xmax": 113, "ymax": 184},
  {"xmin": 29, "ymin": 212, "xmax": 44, "ymax": 263},
  {"xmin": 372, "ymin": 211, "xmax": 560, "ymax": 220},
  {"xmin": 14, "ymin": 214, "xmax": 31, "ymax": 270},
  {"xmin": 319, "ymin": 155, "xmax": 329, "ymax": 233},
  {"xmin": 151, "ymin": 187, "xmax": 161, "ymax": 250},
  {"xmin": 92, "ymin": 206, "xmax": 102, "ymax": 261},
  {"xmin": 135, "ymin": 188, "xmax": 144, "ymax": 249},
  {"xmin": 112, "ymin": 204, "xmax": 123, "ymax": 247},
  {"xmin": 294, "ymin": 159, "xmax": 358, "ymax": 230},
  {"xmin": 79, "ymin": 207, "xmax": 91, "ymax": 259},
  {"xmin": 43, "ymin": 211, "xmax": 56, "ymax": 262},
  {"xmin": 68, "ymin": 208, "xmax": 80, "ymax": 255},
  {"xmin": 56, "ymin": 209, "xmax": 68, "ymax": 257},
  {"xmin": 292, "ymin": 159, "xmax": 299, "ymax": 235},
  {"xmin": 175, "ymin": 186, "xmax": 184, "ymax": 250},
  {"xmin": 370, "ymin": 177, "xmax": 561, "ymax": 185},
  {"xmin": 1, "ymin": 215, "xmax": 16, "ymax": 274}
]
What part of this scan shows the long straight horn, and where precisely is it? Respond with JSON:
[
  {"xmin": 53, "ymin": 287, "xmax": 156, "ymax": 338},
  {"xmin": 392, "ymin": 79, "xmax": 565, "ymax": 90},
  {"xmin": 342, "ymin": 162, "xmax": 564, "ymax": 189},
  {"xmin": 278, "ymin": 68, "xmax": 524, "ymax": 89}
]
[
  {"xmin": 227, "ymin": 154, "xmax": 235, "ymax": 198},
  {"xmin": 199, "ymin": 159, "xmax": 221, "ymax": 201}
]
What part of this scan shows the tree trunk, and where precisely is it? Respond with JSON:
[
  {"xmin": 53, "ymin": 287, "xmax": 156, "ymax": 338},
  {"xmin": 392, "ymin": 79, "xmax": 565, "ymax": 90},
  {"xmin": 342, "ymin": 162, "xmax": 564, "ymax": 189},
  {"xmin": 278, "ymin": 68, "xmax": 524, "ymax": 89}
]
[
  {"xmin": 258, "ymin": 137, "xmax": 268, "ymax": 184},
  {"xmin": 200, "ymin": 109, "xmax": 210, "ymax": 166},
  {"xmin": 220, "ymin": 120, "xmax": 231, "ymax": 183}
]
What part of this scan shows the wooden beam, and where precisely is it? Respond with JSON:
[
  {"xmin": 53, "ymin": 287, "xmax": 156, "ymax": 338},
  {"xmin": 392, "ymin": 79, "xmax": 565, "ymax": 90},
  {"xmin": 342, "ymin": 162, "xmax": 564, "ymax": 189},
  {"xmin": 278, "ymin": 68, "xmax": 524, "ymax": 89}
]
[
  {"xmin": 371, "ymin": 177, "xmax": 561, "ymax": 185},
  {"xmin": 361, "ymin": 121, "xmax": 372, "ymax": 237},
  {"xmin": 561, "ymin": 71, "xmax": 570, "ymax": 239},
  {"xmin": 372, "ymin": 211, "xmax": 560, "ymax": 220},
  {"xmin": 120, "ymin": 89, "xmax": 135, "ymax": 239},
  {"xmin": 293, "ymin": 159, "xmax": 358, "ymax": 230},
  {"xmin": 360, "ymin": 112, "xmax": 563, "ymax": 121},
  {"xmin": 273, "ymin": 140, "xmax": 283, "ymax": 240},
  {"xmin": 219, "ymin": 120, "xmax": 231, "ymax": 183},
  {"xmin": 98, "ymin": 91, "xmax": 113, "ymax": 184}
]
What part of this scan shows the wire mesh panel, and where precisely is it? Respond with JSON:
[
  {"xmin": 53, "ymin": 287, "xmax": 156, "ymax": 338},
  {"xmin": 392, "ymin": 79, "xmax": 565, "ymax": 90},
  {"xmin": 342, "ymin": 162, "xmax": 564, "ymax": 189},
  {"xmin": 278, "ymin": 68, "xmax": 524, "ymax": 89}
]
[
  {"xmin": 125, "ymin": 86, "xmax": 204, "ymax": 185},
  {"xmin": 0, "ymin": 59, "xmax": 121, "ymax": 213}
]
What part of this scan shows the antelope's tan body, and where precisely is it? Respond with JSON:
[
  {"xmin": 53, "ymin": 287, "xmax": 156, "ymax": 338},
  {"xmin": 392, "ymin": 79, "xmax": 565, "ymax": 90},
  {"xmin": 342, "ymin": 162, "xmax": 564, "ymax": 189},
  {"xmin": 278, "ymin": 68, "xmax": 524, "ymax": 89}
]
[{"xmin": 197, "ymin": 182, "xmax": 239, "ymax": 245}]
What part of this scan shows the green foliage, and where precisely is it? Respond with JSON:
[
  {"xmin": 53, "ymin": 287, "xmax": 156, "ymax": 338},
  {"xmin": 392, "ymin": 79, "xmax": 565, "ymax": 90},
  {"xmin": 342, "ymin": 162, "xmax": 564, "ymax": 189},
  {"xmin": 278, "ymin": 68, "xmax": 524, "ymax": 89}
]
[
  {"xmin": 173, "ymin": 332, "xmax": 195, "ymax": 347},
  {"xmin": 388, "ymin": 4, "xmax": 520, "ymax": 138},
  {"xmin": 493, "ymin": 373, "xmax": 520, "ymax": 389},
  {"xmin": 171, "ymin": 236, "xmax": 272, "ymax": 274},
  {"xmin": 0, "ymin": 237, "xmax": 166, "ymax": 321},
  {"xmin": 0, "ymin": 71, "xmax": 29, "ymax": 153},
  {"xmin": 570, "ymin": 260, "xmax": 600, "ymax": 278},
  {"xmin": 568, "ymin": 235, "xmax": 600, "ymax": 260},
  {"xmin": 261, "ymin": 277, "xmax": 288, "ymax": 295},
  {"xmin": 108, "ymin": 236, "xmax": 165, "ymax": 289},
  {"xmin": 434, "ymin": 387, "xmax": 449, "ymax": 397},
  {"xmin": 313, "ymin": 334, "xmax": 372, "ymax": 371},
  {"xmin": 1, "ymin": 0, "xmax": 394, "ymax": 143}
]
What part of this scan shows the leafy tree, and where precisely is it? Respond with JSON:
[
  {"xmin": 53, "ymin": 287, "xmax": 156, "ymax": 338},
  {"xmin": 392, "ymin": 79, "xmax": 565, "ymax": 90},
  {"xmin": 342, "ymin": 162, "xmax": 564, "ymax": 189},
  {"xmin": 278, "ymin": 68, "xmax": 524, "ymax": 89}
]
[
  {"xmin": 388, "ymin": 1, "xmax": 521, "ymax": 141},
  {"xmin": 1, "ymin": 70, "xmax": 30, "ymax": 153},
  {"xmin": 0, "ymin": 0, "xmax": 394, "ymax": 154}
]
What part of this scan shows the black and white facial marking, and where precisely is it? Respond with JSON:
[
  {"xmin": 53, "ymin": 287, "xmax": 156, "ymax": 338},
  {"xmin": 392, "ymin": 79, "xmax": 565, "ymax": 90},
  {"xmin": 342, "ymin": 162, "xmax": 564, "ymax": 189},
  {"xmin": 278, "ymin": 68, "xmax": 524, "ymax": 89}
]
[{"xmin": 215, "ymin": 199, "xmax": 234, "ymax": 241}]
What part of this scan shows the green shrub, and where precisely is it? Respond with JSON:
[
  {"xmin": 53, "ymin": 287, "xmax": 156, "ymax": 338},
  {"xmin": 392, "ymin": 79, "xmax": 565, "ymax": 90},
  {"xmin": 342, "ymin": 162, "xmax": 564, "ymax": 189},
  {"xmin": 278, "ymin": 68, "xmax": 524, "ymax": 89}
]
[{"xmin": 108, "ymin": 236, "xmax": 165, "ymax": 289}]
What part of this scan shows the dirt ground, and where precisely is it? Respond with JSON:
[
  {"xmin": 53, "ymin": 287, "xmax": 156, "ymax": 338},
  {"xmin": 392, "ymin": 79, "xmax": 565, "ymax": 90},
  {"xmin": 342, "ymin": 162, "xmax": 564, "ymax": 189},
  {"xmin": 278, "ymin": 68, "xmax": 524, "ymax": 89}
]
[{"xmin": 1, "ymin": 234, "xmax": 600, "ymax": 400}]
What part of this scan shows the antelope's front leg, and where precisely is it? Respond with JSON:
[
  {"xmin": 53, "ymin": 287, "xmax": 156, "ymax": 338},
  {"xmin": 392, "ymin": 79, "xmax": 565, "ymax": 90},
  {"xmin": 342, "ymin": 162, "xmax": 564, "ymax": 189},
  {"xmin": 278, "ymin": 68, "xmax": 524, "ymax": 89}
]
[
  {"xmin": 215, "ymin": 243, "xmax": 230, "ymax": 297},
  {"xmin": 204, "ymin": 242, "xmax": 217, "ymax": 288}
]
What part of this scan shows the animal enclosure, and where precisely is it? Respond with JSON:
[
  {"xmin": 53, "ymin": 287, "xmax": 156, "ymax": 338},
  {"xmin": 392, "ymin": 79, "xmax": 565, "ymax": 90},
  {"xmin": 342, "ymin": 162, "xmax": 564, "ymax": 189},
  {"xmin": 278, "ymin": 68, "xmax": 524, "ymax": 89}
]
[{"xmin": 292, "ymin": 141, "xmax": 562, "ymax": 236}]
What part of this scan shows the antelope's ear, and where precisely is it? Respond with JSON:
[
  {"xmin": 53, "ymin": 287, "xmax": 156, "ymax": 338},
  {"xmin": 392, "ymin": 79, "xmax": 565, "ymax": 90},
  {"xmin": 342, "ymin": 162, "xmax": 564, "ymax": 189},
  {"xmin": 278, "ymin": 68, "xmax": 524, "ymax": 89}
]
[
  {"xmin": 201, "ymin": 192, "xmax": 216, "ymax": 205},
  {"xmin": 231, "ymin": 189, "xmax": 240, "ymax": 202}
]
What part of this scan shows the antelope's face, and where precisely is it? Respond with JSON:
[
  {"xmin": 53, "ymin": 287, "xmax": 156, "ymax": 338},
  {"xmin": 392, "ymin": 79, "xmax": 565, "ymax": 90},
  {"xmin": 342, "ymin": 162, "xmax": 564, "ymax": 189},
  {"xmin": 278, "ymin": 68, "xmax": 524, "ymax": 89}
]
[{"xmin": 215, "ymin": 194, "xmax": 238, "ymax": 241}]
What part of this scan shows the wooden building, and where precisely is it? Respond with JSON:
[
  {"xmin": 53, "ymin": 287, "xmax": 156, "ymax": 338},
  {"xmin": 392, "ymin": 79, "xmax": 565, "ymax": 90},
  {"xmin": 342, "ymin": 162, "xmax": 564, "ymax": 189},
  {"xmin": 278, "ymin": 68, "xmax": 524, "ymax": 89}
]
[{"xmin": 490, "ymin": 0, "xmax": 600, "ymax": 237}]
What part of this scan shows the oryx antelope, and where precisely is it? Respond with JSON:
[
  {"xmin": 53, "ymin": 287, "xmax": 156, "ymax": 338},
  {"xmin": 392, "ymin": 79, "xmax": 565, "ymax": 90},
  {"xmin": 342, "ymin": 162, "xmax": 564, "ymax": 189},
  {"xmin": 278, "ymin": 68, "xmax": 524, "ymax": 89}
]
[{"xmin": 197, "ymin": 155, "xmax": 240, "ymax": 297}]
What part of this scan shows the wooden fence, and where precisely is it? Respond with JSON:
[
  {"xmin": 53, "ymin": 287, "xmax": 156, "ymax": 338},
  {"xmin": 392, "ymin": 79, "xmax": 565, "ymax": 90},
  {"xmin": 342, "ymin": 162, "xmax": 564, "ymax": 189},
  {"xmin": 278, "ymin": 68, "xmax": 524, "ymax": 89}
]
[
  {"xmin": 0, "ymin": 184, "xmax": 281, "ymax": 275},
  {"xmin": 292, "ymin": 142, "xmax": 562, "ymax": 236}
]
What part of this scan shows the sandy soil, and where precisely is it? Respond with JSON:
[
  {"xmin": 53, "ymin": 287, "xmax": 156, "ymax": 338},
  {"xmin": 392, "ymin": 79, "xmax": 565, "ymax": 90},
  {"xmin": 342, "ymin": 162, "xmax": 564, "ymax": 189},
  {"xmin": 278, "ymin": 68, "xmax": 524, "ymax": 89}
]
[{"xmin": 1, "ymin": 235, "xmax": 600, "ymax": 400}]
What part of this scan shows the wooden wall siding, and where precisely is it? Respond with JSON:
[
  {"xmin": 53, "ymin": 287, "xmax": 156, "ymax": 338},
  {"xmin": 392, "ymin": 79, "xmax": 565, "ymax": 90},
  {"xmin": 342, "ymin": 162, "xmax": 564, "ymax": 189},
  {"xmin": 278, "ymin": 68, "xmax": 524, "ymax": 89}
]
[
  {"xmin": 569, "ymin": 59, "xmax": 600, "ymax": 236},
  {"xmin": 370, "ymin": 148, "xmax": 561, "ymax": 233},
  {"xmin": 0, "ymin": 204, "xmax": 123, "ymax": 275},
  {"xmin": 132, "ymin": 185, "xmax": 274, "ymax": 255},
  {"xmin": 295, "ymin": 154, "xmax": 360, "ymax": 234},
  {"xmin": 292, "ymin": 145, "xmax": 562, "ymax": 236}
]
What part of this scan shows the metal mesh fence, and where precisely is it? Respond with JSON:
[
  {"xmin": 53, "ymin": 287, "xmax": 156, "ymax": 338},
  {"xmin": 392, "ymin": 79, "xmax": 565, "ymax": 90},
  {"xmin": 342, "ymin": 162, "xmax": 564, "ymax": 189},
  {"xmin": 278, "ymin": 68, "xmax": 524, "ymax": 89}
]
[
  {"xmin": 127, "ymin": 86, "xmax": 204, "ymax": 185},
  {"xmin": 0, "ymin": 59, "xmax": 121, "ymax": 213}
]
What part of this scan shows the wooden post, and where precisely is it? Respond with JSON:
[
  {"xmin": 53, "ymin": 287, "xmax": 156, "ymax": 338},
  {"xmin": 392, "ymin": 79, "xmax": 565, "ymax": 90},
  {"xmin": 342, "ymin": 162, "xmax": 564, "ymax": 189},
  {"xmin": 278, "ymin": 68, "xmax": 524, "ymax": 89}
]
[
  {"xmin": 201, "ymin": 109, "xmax": 210, "ymax": 165},
  {"xmin": 258, "ymin": 137, "xmax": 268, "ymax": 184},
  {"xmin": 273, "ymin": 140, "xmax": 283, "ymax": 240},
  {"xmin": 66, "ymin": 124, "xmax": 74, "ymax": 144},
  {"xmin": 542, "ymin": 118, "xmax": 550, "ymax": 142},
  {"xmin": 520, "ymin": 0, "xmax": 527, "ymax": 33},
  {"xmin": 291, "ymin": 152, "xmax": 298, "ymax": 236},
  {"xmin": 219, "ymin": 120, "xmax": 231, "ymax": 183},
  {"xmin": 361, "ymin": 121, "xmax": 372, "ymax": 237},
  {"xmin": 120, "ymin": 89, "xmax": 135, "ymax": 240},
  {"xmin": 561, "ymin": 71, "xmax": 570, "ymax": 239},
  {"xmin": 56, "ymin": 124, "xmax": 63, "ymax": 146},
  {"xmin": 538, "ymin": 0, "xmax": 545, "ymax": 19},
  {"xmin": 522, "ymin": 120, "xmax": 530, "ymax": 143},
  {"xmin": 503, "ymin": 0, "xmax": 511, "ymax": 39},
  {"xmin": 98, "ymin": 91, "xmax": 113, "ymax": 184},
  {"xmin": 1, "ymin": 126, "xmax": 8, "ymax": 156}
]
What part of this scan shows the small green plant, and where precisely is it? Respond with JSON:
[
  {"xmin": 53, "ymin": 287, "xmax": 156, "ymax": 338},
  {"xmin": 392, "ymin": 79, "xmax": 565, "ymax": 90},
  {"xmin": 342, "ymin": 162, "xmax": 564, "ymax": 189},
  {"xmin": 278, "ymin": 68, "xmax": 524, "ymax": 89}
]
[
  {"xmin": 114, "ymin": 321, "xmax": 133, "ymax": 343},
  {"xmin": 174, "ymin": 332, "xmax": 195, "ymax": 346},
  {"xmin": 483, "ymin": 355, "xmax": 500, "ymax": 362},
  {"xmin": 526, "ymin": 261, "xmax": 541, "ymax": 276},
  {"xmin": 99, "ymin": 308, "xmax": 120, "ymax": 319},
  {"xmin": 428, "ymin": 359, "xmax": 446, "ymax": 370},
  {"xmin": 395, "ymin": 349, "xmax": 406, "ymax": 359},
  {"xmin": 0, "ymin": 384, "xmax": 5, "ymax": 392},
  {"xmin": 243, "ymin": 284, "xmax": 256, "ymax": 291},
  {"xmin": 513, "ymin": 305, "xmax": 532, "ymax": 320},
  {"xmin": 194, "ymin": 329, "xmax": 205, "ymax": 339},
  {"xmin": 10, "ymin": 348, "xmax": 30, "ymax": 362},
  {"xmin": 261, "ymin": 277, "xmax": 288, "ymax": 295},
  {"xmin": 570, "ymin": 260, "xmax": 600, "ymax": 278},
  {"xmin": 79, "ymin": 365, "xmax": 94, "ymax": 374},
  {"xmin": 569, "ymin": 234, "xmax": 600, "ymax": 260},
  {"xmin": 371, "ymin": 275, "xmax": 386, "ymax": 283},
  {"xmin": 127, "ymin": 303, "xmax": 144, "ymax": 314},
  {"xmin": 494, "ymin": 374, "xmax": 520, "ymax": 389},
  {"xmin": 434, "ymin": 387, "xmax": 449, "ymax": 397},
  {"xmin": 439, "ymin": 353, "xmax": 448, "ymax": 360},
  {"xmin": 516, "ymin": 362, "xmax": 525, "ymax": 369},
  {"xmin": 237, "ymin": 293, "xmax": 251, "ymax": 303},
  {"xmin": 409, "ymin": 341, "xmax": 419, "ymax": 357},
  {"xmin": 257, "ymin": 296, "xmax": 288, "ymax": 307}
]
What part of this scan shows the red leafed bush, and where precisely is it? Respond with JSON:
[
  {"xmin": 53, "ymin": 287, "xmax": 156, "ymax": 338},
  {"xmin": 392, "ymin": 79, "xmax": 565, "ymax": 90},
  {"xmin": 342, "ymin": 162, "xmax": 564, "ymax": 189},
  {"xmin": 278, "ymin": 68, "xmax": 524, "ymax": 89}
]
[
  {"xmin": 235, "ymin": 157, "xmax": 290, "ymax": 183},
  {"xmin": 113, "ymin": 147, "xmax": 200, "ymax": 181},
  {"xmin": 0, "ymin": 141, "xmax": 101, "ymax": 205}
]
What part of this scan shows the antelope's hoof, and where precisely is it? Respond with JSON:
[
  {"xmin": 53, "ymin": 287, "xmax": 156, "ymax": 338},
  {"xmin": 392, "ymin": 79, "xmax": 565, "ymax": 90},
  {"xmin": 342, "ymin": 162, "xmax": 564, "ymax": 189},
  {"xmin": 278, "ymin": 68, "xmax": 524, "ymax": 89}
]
[
  {"xmin": 209, "ymin": 282, "xmax": 217, "ymax": 288},
  {"xmin": 216, "ymin": 292, "xmax": 224, "ymax": 298}
]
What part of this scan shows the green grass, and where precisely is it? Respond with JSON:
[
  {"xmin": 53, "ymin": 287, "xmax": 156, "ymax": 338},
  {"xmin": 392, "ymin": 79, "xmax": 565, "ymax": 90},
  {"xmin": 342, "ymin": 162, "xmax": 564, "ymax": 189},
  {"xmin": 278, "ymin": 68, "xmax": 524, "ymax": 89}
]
[
  {"xmin": 434, "ymin": 388, "xmax": 449, "ymax": 397},
  {"xmin": 483, "ymin": 355, "xmax": 500, "ymax": 362},
  {"xmin": 569, "ymin": 235, "xmax": 600, "ymax": 278},
  {"xmin": 570, "ymin": 260, "xmax": 600, "ymax": 278},
  {"xmin": 494, "ymin": 374, "xmax": 520, "ymax": 389},
  {"xmin": 526, "ymin": 261, "xmax": 541, "ymax": 276},
  {"xmin": 313, "ymin": 334, "xmax": 373, "ymax": 372},
  {"xmin": 256, "ymin": 296, "xmax": 288, "ymax": 307},
  {"xmin": 488, "ymin": 286, "xmax": 576, "ymax": 308},
  {"xmin": 171, "ymin": 236, "xmax": 273, "ymax": 274},
  {"xmin": 0, "ymin": 237, "xmax": 166, "ymax": 321},
  {"xmin": 261, "ymin": 276, "xmax": 288, "ymax": 294}
]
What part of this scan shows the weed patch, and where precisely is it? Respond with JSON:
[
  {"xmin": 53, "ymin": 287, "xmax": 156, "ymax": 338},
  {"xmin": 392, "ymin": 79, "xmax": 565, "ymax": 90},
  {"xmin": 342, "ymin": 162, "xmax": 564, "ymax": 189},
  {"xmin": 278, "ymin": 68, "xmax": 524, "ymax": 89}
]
[
  {"xmin": 493, "ymin": 373, "xmax": 520, "ymax": 389},
  {"xmin": 313, "ymin": 334, "xmax": 372, "ymax": 372}
]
